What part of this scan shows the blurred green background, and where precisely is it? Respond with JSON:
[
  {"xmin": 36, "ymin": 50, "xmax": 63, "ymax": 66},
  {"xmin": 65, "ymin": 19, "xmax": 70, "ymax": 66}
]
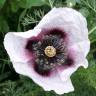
[{"xmin": 0, "ymin": 0, "xmax": 96, "ymax": 96}]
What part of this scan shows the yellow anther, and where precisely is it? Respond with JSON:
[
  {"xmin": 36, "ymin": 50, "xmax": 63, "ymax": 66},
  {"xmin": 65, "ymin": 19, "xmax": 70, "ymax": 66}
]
[{"xmin": 44, "ymin": 46, "xmax": 56, "ymax": 57}]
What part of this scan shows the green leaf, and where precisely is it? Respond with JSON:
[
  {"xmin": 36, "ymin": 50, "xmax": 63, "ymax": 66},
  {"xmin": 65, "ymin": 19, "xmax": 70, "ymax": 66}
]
[
  {"xmin": 10, "ymin": 0, "xmax": 20, "ymax": 13},
  {"xmin": 17, "ymin": 9, "xmax": 27, "ymax": 31},
  {"xmin": 66, "ymin": 0, "xmax": 76, "ymax": 7},
  {"xmin": 0, "ymin": 16, "xmax": 9, "ymax": 33},
  {"xmin": 79, "ymin": 7, "xmax": 89, "ymax": 17},
  {"xmin": 18, "ymin": 0, "xmax": 44, "ymax": 8},
  {"xmin": 0, "ymin": 0, "xmax": 6, "ymax": 9}
]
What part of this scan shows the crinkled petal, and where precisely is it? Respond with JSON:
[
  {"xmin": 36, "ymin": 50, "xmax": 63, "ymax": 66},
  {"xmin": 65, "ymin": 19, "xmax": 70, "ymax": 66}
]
[
  {"xmin": 35, "ymin": 7, "xmax": 89, "ymax": 52},
  {"xmin": 13, "ymin": 61, "xmax": 74, "ymax": 94},
  {"xmin": 3, "ymin": 7, "xmax": 90, "ymax": 95},
  {"xmin": 34, "ymin": 7, "xmax": 90, "ymax": 81},
  {"xmin": 4, "ymin": 27, "xmax": 74, "ymax": 94},
  {"xmin": 4, "ymin": 29, "xmax": 41, "ymax": 63},
  {"xmin": 57, "ymin": 45, "xmax": 89, "ymax": 82},
  {"xmin": 57, "ymin": 58, "xmax": 88, "ymax": 82}
]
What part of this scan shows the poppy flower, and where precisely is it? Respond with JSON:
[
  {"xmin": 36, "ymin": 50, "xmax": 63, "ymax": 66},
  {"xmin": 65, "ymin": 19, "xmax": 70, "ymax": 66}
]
[{"xmin": 4, "ymin": 8, "xmax": 90, "ymax": 94}]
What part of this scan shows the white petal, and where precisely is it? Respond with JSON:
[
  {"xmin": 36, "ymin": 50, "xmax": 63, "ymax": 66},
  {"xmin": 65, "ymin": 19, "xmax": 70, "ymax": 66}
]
[
  {"xmin": 73, "ymin": 40, "xmax": 90, "ymax": 57},
  {"xmin": 35, "ymin": 7, "xmax": 90, "ymax": 54},
  {"xmin": 4, "ymin": 29, "xmax": 41, "ymax": 63},
  {"xmin": 13, "ymin": 61, "xmax": 74, "ymax": 94},
  {"xmin": 14, "ymin": 29, "xmax": 41, "ymax": 38},
  {"xmin": 35, "ymin": 7, "xmax": 88, "ymax": 38},
  {"xmin": 69, "ymin": 43, "xmax": 89, "ymax": 68}
]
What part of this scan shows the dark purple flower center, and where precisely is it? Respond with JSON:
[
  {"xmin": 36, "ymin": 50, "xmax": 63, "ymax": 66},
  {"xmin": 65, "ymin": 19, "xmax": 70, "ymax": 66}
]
[{"xmin": 26, "ymin": 28, "xmax": 74, "ymax": 76}]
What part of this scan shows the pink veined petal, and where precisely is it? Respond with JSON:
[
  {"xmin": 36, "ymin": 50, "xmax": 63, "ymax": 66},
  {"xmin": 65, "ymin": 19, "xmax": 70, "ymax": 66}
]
[
  {"xmin": 57, "ymin": 44, "xmax": 89, "ymax": 82},
  {"xmin": 3, "ymin": 27, "xmax": 74, "ymax": 94},
  {"xmin": 4, "ymin": 29, "xmax": 41, "ymax": 63},
  {"xmin": 33, "ymin": 7, "xmax": 90, "ymax": 82},
  {"xmin": 13, "ymin": 61, "xmax": 74, "ymax": 94},
  {"xmin": 57, "ymin": 59, "xmax": 88, "ymax": 82},
  {"xmin": 3, "ymin": 7, "xmax": 90, "ymax": 95},
  {"xmin": 69, "ymin": 42, "xmax": 90, "ymax": 68}
]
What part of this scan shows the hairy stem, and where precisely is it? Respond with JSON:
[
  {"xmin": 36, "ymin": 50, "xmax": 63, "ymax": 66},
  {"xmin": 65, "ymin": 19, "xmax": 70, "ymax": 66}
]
[{"xmin": 89, "ymin": 26, "xmax": 96, "ymax": 35}]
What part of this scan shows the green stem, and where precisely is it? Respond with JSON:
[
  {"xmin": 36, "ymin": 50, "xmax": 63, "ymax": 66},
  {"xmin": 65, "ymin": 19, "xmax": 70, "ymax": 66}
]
[
  {"xmin": 91, "ymin": 39, "xmax": 96, "ymax": 44},
  {"xmin": 49, "ymin": 0, "xmax": 54, "ymax": 9},
  {"xmin": 0, "ymin": 58, "xmax": 10, "ymax": 62},
  {"xmin": 81, "ymin": 0, "xmax": 96, "ymax": 13},
  {"xmin": 88, "ymin": 26, "xmax": 96, "ymax": 35}
]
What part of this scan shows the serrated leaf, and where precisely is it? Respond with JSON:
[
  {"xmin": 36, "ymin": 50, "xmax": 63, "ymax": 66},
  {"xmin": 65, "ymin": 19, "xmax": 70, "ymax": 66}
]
[
  {"xmin": 85, "ymin": 65, "xmax": 96, "ymax": 88},
  {"xmin": 17, "ymin": 9, "xmax": 27, "ymax": 31}
]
